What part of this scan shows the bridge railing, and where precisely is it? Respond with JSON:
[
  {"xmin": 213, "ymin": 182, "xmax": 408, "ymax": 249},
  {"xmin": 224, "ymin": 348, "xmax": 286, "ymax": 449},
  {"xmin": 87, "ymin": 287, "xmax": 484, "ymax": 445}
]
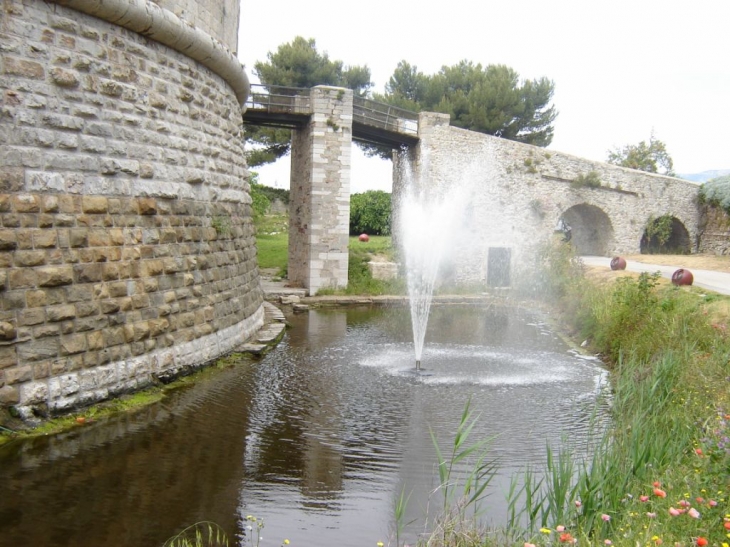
[
  {"xmin": 244, "ymin": 84, "xmax": 311, "ymax": 114},
  {"xmin": 244, "ymin": 84, "xmax": 420, "ymax": 137},
  {"xmin": 353, "ymin": 97, "xmax": 418, "ymax": 137}
]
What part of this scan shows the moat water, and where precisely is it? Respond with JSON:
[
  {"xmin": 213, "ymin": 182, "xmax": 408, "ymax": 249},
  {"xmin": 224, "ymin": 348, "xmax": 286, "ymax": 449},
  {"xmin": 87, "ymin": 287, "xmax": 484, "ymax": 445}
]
[{"xmin": 0, "ymin": 304, "xmax": 609, "ymax": 547}]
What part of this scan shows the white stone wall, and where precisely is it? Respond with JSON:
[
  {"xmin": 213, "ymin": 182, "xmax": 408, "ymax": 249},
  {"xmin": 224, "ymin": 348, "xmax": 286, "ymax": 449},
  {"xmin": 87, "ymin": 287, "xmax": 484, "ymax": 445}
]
[
  {"xmin": 395, "ymin": 112, "xmax": 700, "ymax": 284},
  {"xmin": 288, "ymin": 87, "xmax": 352, "ymax": 294}
]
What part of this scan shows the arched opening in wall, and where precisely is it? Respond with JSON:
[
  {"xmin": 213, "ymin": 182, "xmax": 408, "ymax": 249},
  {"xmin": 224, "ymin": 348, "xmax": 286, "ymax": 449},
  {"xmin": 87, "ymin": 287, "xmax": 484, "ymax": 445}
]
[
  {"xmin": 640, "ymin": 215, "xmax": 691, "ymax": 254},
  {"xmin": 558, "ymin": 204, "xmax": 614, "ymax": 256}
]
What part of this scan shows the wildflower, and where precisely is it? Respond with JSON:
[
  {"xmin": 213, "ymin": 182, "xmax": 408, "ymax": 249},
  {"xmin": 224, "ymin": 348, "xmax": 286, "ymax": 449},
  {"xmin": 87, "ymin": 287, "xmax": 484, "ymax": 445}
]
[
  {"xmin": 559, "ymin": 532, "xmax": 575, "ymax": 543},
  {"xmin": 602, "ymin": 514, "xmax": 611, "ymax": 522},
  {"xmin": 695, "ymin": 448, "xmax": 704, "ymax": 456},
  {"xmin": 647, "ymin": 512, "xmax": 657, "ymax": 518},
  {"xmin": 652, "ymin": 536, "xmax": 662, "ymax": 545},
  {"xmin": 679, "ymin": 500, "xmax": 691, "ymax": 508},
  {"xmin": 283, "ymin": 541, "xmax": 290, "ymax": 546},
  {"xmin": 654, "ymin": 488, "xmax": 667, "ymax": 498},
  {"xmin": 640, "ymin": 495, "xmax": 650, "ymax": 502},
  {"xmin": 653, "ymin": 481, "xmax": 661, "ymax": 487},
  {"xmin": 688, "ymin": 507, "xmax": 701, "ymax": 519},
  {"xmin": 604, "ymin": 540, "xmax": 612, "ymax": 546},
  {"xmin": 540, "ymin": 528, "xmax": 552, "ymax": 535},
  {"xmin": 377, "ymin": 543, "xmax": 384, "ymax": 547},
  {"xmin": 696, "ymin": 497, "xmax": 705, "ymax": 503},
  {"xmin": 556, "ymin": 525, "xmax": 566, "ymax": 532},
  {"xmin": 669, "ymin": 507, "xmax": 682, "ymax": 516},
  {"xmin": 575, "ymin": 500, "xmax": 582, "ymax": 508},
  {"xmin": 524, "ymin": 543, "xmax": 537, "ymax": 547},
  {"xmin": 697, "ymin": 537, "xmax": 708, "ymax": 547},
  {"xmin": 725, "ymin": 522, "xmax": 730, "ymax": 530},
  {"xmin": 710, "ymin": 500, "xmax": 719, "ymax": 507}
]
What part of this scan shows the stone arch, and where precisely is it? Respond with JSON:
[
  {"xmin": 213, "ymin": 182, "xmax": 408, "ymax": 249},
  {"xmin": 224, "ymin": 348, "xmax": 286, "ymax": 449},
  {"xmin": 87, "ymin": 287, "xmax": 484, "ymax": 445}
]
[
  {"xmin": 640, "ymin": 215, "xmax": 692, "ymax": 254},
  {"xmin": 559, "ymin": 204, "xmax": 614, "ymax": 255}
]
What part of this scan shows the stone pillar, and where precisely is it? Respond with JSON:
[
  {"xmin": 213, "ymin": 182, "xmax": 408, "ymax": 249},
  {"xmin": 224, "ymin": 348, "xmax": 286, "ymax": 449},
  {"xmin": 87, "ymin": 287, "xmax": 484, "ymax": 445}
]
[{"xmin": 289, "ymin": 87, "xmax": 353, "ymax": 294}]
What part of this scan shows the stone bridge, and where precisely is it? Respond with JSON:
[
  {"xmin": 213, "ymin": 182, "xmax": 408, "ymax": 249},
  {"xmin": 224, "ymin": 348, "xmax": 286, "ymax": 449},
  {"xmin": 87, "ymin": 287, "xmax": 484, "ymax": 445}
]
[{"xmin": 245, "ymin": 87, "xmax": 700, "ymax": 293}]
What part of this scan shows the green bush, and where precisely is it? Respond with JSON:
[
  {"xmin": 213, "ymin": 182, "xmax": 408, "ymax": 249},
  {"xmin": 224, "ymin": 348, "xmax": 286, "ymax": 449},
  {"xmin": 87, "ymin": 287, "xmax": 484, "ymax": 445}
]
[
  {"xmin": 349, "ymin": 190, "xmax": 391, "ymax": 236},
  {"xmin": 699, "ymin": 174, "xmax": 730, "ymax": 214}
]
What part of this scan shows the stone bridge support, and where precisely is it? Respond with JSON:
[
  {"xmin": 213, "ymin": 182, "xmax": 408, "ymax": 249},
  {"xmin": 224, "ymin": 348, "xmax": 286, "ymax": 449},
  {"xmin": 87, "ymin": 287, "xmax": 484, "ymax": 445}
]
[{"xmin": 288, "ymin": 87, "xmax": 353, "ymax": 295}]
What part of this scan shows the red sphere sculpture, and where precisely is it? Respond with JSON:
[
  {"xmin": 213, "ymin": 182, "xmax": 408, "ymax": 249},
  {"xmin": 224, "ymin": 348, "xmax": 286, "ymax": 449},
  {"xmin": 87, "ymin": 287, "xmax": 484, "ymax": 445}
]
[
  {"xmin": 671, "ymin": 268, "xmax": 694, "ymax": 286},
  {"xmin": 610, "ymin": 257, "xmax": 627, "ymax": 270},
  {"xmin": 358, "ymin": 233, "xmax": 369, "ymax": 242}
]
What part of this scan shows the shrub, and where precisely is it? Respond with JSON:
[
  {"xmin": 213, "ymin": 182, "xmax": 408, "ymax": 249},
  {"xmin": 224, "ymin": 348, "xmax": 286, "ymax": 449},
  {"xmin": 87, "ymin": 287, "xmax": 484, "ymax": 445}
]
[
  {"xmin": 699, "ymin": 174, "xmax": 730, "ymax": 214},
  {"xmin": 349, "ymin": 190, "xmax": 391, "ymax": 236}
]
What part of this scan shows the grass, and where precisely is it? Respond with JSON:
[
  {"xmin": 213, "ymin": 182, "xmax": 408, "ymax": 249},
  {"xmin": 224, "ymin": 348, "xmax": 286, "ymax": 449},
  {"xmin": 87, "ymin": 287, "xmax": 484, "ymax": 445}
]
[
  {"xmin": 394, "ymin": 242, "xmax": 730, "ymax": 547},
  {"xmin": 255, "ymin": 213, "xmax": 288, "ymax": 274}
]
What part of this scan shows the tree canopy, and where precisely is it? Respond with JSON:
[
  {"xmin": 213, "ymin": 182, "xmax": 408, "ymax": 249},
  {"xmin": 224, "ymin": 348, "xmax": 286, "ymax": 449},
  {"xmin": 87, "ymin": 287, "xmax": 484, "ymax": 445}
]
[
  {"xmin": 606, "ymin": 133, "xmax": 675, "ymax": 176},
  {"xmin": 245, "ymin": 37, "xmax": 372, "ymax": 166},
  {"xmin": 375, "ymin": 60, "xmax": 558, "ymax": 147}
]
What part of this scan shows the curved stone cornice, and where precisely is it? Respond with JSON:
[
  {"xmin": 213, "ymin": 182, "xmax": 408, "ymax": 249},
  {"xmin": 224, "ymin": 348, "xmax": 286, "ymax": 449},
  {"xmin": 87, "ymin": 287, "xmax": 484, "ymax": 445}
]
[{"xmin": 50, "ymin": 0, "xmax": 250, "ymax": 108}]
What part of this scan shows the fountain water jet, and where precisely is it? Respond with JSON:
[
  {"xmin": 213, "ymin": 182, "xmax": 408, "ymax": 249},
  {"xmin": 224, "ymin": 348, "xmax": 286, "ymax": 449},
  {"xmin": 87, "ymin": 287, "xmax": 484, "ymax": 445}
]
[{"xmin": 396, "ymin": 152, "xmax": 471, "ymax": 370}]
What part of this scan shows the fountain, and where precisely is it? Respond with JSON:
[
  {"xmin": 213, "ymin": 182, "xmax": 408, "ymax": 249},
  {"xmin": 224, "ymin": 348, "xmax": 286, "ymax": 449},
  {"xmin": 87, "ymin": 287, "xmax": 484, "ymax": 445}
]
[{"xmin": 395, "ymin": 150, "xmax": 482, "ymax": 371}]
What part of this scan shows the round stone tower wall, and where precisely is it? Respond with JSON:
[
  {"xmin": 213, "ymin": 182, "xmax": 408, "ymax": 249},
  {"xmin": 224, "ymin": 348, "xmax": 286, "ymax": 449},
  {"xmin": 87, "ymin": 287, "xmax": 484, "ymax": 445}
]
[{"xmin": 0, "ymin": 0, "xmax": 262, "ymax": 419}]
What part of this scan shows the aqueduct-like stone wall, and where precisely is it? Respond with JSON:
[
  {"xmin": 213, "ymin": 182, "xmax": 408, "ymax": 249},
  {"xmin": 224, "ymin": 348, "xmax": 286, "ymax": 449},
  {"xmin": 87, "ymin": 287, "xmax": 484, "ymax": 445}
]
[
  {"xmin": 395, "ymin": 113, "xmax": 701, "ymax": 284},
  {"xmin": 0, "ymin": 0, "xmax": 262, "ymax": 419}
]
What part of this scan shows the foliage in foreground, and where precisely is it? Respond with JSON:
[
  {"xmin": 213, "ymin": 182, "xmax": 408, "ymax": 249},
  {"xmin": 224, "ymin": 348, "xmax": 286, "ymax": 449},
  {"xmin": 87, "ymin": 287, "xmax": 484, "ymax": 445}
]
[
  {"xmin": 404, "ymin": 243, "xmax": 728, "ymax": 547},
  {"xmin": 492, "ymin": 243, "xmax": 730, "ymax": 547}
]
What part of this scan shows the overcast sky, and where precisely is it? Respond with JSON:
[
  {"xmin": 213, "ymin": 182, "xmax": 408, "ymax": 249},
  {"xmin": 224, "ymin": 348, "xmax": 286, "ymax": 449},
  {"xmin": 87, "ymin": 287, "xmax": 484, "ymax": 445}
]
[{"xmin": 237, "ymin": 0, "xmax": 729, "ymax": 193}]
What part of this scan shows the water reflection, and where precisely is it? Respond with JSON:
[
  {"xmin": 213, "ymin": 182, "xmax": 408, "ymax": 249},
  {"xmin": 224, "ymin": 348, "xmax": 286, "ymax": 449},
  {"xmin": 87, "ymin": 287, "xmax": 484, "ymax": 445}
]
[{"xmin": 0, "ymin": 305, "xmax": 608, "ymax": 547}]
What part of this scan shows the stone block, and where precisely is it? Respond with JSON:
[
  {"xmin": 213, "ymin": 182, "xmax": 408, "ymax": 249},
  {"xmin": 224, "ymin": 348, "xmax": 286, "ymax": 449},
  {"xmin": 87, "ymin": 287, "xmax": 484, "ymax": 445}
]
[
  {"xmin": 6, "ymin": 365, "xmax": 32, "ymax": 384},
  {"xmin": 46, "ymin": 304, "xmax": 75, "ymax": 322},
  {"xmin": 12, "ymin": 194, "xmax": 40, "ymax": 213},
  {"xmin": 3, "ymin": 56, "xmax": 44, "ymax": 79},
  {"xmin": 74, "ymin": 263, "xmax": 102, "ymax": 283},
  {"xmin": 33, "ymin": 230, "xmax": 57, "ymax": 248},
  {"xmin": 0, "ymin": 230, "xmax": 18, "ymax": 251},
  {"xmin": 20, "ymin": 381, "xmax": 47, "ymax": 405},
  {"xmin": 37, "ymin": 265, "xmax": 73, "ymax": 286},
  {"xmin": 0, "ymin": 321, "xmax": 17, "ymax": 340},
  {"xmin": 14, "ymin": 250, "xmax": 46, "ymax": 267},
  {"xmin": 8, "ymin": 268, "xmax": 37, "ymax": 288},
  {"xmin": 60, "ymin": 334, "xmax": 87, "ymax": 355},
  {"xmin": 0, "ymin": 385, "xmax": 20, "ymax": 405},
  {"xmin": 25, "ymin": 290, "xmax": 47, "ymax": 308},
  {"xmin": 82, "ymin": 196, "xmax": 109, "ymax": 214},
  {"xmin": 0, "ymin": 167, "xmax": 24, "ymax": 192}
]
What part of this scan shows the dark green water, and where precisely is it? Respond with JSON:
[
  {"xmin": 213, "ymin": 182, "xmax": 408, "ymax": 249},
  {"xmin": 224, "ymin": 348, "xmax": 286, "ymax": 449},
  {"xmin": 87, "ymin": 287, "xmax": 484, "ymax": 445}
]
[{"xmin": 0, "ymin": 305, "xmax": 609, "ymax": 547}]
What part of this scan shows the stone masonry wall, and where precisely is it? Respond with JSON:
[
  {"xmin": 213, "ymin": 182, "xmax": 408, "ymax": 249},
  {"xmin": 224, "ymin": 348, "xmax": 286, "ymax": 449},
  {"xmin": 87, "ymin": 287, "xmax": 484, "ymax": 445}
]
[
  {"xmin": 289, "ymin": 86, "xmax": 352, "ymax": 294},
  {"xmin": 698, "ymin": 204, "xmax": 730, "ymax": 255},
  {"xmin": 397, "ymin": 113, "xmax": 700, "ymax": 284},
  {"xmin": 0, "ymin": 1, "xmax": 263, "ymax": 418}
]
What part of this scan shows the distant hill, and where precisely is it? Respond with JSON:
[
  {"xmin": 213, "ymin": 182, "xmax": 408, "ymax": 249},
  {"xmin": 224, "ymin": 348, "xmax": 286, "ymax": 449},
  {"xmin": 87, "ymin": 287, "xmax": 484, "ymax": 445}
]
[{"xmin": 678, "ymin": 169, "xmax": 730, "ymax": 183}]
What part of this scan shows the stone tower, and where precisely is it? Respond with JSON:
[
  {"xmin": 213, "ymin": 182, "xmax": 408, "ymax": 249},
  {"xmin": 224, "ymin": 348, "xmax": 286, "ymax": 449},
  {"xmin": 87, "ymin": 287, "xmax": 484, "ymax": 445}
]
[{"xmin": 0, "ymin": 0, "xmax": 262, "ymax": 419}]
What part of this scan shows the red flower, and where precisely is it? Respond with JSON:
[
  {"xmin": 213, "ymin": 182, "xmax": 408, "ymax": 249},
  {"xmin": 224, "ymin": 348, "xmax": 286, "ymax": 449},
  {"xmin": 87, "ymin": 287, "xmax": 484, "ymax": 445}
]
[
  {"xmin": 696, "ymin": 537, "xmax": 708, "ymax": 547},
  {"xmin": 724, "ymin": 521, "xmax": 730, "ymax": 531},
  {"xmin": 653, "ymin": 488, "xmax": 667, "ymax": 498},
  {"xmin": 559, "ymin": 532, "xmax": 575, "ymax": 543}
]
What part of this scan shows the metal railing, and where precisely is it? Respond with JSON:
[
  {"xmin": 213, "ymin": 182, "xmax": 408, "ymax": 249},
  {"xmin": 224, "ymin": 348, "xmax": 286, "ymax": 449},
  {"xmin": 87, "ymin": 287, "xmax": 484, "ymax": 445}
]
[
  {"xmin": 353, "ymin": 96, "xmax": 418, "ymax": 137},
  {"xmin": 244, "ymin": 84, "xmax": 419, "ymax": 137},
  {"xmin": 244, "ymin": 84, "xmax": 311, "ymax": 115}
]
